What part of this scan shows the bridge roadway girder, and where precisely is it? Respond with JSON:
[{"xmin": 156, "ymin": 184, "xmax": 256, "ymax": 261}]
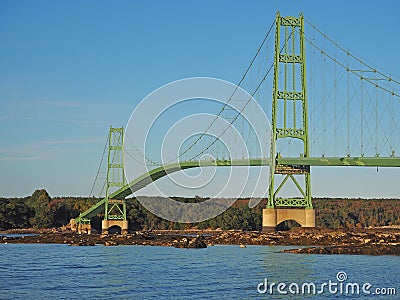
[
  {"xmin": 74, "ymin": 156, "xmax": 400, "ymax": 224},
  {"xmin": 278, "ymin": 156, "xmax": 400, "ymax": 167}
]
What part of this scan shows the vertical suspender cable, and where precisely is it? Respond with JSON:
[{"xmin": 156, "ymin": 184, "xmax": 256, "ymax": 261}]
[
  {"xmin": 375, "ymin": 85, "xmax": 378, "ymax": 156},
  {"xmin": 346, "ymin": 58, "xmax": 350, "ymax": 156},
  {"xmin": 334, "ymin": 57, "xmax": 337, "ymax": 156},
  {"xmin": 360, "ymin": 78, "xmax": 364, "ymax": 155}
]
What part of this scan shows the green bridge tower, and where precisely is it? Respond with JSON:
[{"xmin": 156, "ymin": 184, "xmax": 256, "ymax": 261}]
[
  {"xmin": 263, "ymin": 12, "xmax": 315, "ymax": 231},
  {"xmin": 70, "ymin": 126, "xmax": 128, "ymax": 234},
  {"xmin": 102, "ymin": 126, "xmax": 129, "ymax": 234}
]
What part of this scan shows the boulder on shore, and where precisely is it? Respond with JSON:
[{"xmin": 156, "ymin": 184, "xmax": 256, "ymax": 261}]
[{"xmin": 173, "ymin": 236, "xmax": 207, "ymax": 249}]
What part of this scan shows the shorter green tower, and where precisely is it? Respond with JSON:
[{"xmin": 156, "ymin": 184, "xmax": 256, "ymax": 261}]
[{"xmin": 102, "ymin": 126, "xmax": 128, "ymax": 234}]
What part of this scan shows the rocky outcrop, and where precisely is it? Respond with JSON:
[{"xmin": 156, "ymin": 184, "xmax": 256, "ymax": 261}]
[
  {"xmin": 282, "ymin": 244, "xmax": 400, "ymax": 255},
  {"xmin": 104, "ymin": 241, "xmax": 119, "ymax": 246},
  {"xmin": 173, "ymin": 236, "xmax": 207, "ymax": 249},
  {"xmin": 69, "ymin": 241, "xmax": 95, "ymax": 246},
  {"xmin": 2, "ymin": 228, "xmax": 399, "ymax": 255}
]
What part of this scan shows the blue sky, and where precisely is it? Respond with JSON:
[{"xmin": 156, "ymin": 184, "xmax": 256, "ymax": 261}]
[{"xmin": 1, "ymin": 0, "xmax": 400, "ymax": 198}]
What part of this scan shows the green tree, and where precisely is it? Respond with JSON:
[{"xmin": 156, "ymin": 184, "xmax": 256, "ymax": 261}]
[
  {"xmin": 0, "ymin": 199, "xmax": 34, "ymax": 229},
  {"xmin": 27, "ymin": 189, "xmax": 54, "ymax": 228}
]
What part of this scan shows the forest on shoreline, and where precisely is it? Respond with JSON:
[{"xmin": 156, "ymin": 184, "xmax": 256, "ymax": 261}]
[{"xmin": 1, "ymin": 189, "xmax": 399, "ymax": 231}]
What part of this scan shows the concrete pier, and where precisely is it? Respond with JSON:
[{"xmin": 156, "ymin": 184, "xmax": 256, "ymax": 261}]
[
  {"xmin": 70, "ymin": 219, "xmax": 92, "ymax": 234},
  {"xmin": 262, "ymin": 208, "xmax": 315, "ymax": 231},
  {"xmin": 102, "ymin": 220, "xmax": 129, "ymax": 235}
]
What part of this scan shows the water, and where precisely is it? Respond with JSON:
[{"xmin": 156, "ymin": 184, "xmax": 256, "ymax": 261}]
[
  {"xmin": 0, "ymin": 233, "xmax": 38, "ymax": 238},
  {"xmin": 0, "ymin": 243, "xmax": 398, "ymax": 299}
]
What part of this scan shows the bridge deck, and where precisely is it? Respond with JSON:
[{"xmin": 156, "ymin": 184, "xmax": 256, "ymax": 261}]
[
  {"xmin": 278, "ymin": 156, "xmax": 400, "ymax": 167},
  {"xmin": 74, "ymin": 156, "xmax": 400, "ymax": 223}
]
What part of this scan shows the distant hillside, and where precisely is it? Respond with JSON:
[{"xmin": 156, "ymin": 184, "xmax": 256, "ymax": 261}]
[{"xmin": 0, "ymin": 190, "xmax": 399, "ymax": 230}]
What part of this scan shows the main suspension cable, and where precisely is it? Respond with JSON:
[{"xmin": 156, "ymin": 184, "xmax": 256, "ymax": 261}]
[
  {"xmin": 305, "ymin": 18, "xmax": 400, "ymax": 85},
  {"xmin": 89, "ymin": 131, "xmax": 109, "ymax": 197},
  {"xmin": 162, "ymin": 20, "xmax": 276, "ymax": 164}
]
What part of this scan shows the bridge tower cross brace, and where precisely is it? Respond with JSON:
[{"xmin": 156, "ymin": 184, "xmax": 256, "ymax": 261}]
[
  {"xmin": 263, "ymin": 12, "xmax": 315, "ymax": 231},
  {"xmin": 102, "ymin": 126, "xmax": 128, "ymax": 234}
]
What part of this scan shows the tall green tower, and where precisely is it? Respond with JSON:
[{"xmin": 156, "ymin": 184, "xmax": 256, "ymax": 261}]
[{"xmin": 263, "ymin": 12, "xmax": 315, "ymax": 231}]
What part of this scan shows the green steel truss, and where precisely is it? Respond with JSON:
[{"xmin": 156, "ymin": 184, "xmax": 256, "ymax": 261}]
[
  {"xmin": 268, "ymin": 12, "xmax": 312, "ymax": 209},
  {"xmin": 104, "ymin": 127, "xmax": 127, "ymax": 221}
]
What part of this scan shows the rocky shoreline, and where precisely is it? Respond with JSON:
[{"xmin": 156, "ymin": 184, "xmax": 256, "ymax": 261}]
[{"xmin": 1, "ymin": 228, "xmax": 400, "ymax": 255}]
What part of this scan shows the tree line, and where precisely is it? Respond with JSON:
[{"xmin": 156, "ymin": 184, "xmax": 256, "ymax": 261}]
[{"xmin": 0, "ymin": 189, "xmax": 399, "ymax": 230}]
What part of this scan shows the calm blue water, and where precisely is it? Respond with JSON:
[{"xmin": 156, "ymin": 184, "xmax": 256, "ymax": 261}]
[{"xmin": 0, "ymin": 243, "xmax": 398, "ymax": 299}]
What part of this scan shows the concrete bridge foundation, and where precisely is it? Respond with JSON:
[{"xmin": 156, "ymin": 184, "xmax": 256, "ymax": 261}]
[
  {"xmin": 102, "ymin": 220, "xmax": 129, "ymax": 235},
  {"xmin": 78, "ymin": 223, "xmax": 92, "ymax": 234},
  {"xmin": 70, "ymin": 219, "xmax": 92, "ymax": 234},
  {"xmin": 262, "ymin": 208, "xmax": 315, "ymax": 231}
]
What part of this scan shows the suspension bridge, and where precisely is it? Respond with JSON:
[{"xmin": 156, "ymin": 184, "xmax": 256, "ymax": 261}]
[{"xmin": 70, "ymin": 12, "xmax": 400, "ymax": 234}]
